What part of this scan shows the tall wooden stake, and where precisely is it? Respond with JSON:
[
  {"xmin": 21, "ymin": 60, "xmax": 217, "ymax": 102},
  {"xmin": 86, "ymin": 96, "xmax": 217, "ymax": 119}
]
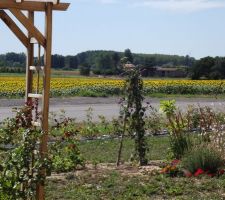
[
  {"xmin": 25, "ymin": 11, "xmax": 34, "ymax": 104},
  {"xmin": 36, "ymin": 3, "xmax": 52, "ymax": 199}
]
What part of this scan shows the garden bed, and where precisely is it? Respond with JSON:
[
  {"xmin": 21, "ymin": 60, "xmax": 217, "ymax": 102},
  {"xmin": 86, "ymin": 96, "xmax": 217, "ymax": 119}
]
[{"xmin": 46, "ymin": 162, "xmax": 225, "ymax": 200}]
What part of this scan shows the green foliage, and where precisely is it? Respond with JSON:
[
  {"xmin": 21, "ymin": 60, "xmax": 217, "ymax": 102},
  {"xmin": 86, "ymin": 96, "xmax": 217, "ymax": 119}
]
[
  {"xmin": 0, "ymin": 104, "xmax": 52, "ymax": 199},
  {"xmin": 160, "ymin": 100, "xmax": 192, "ymax": 159},
  {"xmin": 160, "ymin": 100, "xmax": 176, "ymax": 117},
  {"xmin": 191, "ymin": 56, "xmax": 225, "ymax": 80},
  {"xmin": 0, "ymin": 129, "xmax": 50, "ymax": 199},
  {"xmin": 168, "ymin": 135, "xmax": 192, "ymax": 160},
  {"xmin": 118, "ymin": 65, "xmax": 148, "ymax": 166},
  {"xmin": 182, "ymin": 144, "xmax": 224, "ymax": 174},
  {"xmin": 0, "ymin": 50, "xmax": 194, "ymax": 75},
  {"xmin": 124, "ymin": 49, "xmax": 134, "ymax": 63},
  {"xmin": 52, "ymin": 54, "xmax": 65, "ymax": 69},
  {"xmin": 79, "ymin": 63, "xmax": 91, "ymax": 76},
  {"xmin": 79, "ymin": 107, "xmax": 99, "ymax": 138},
  {"xmin": 50, "ymin": 115, "xmax": 84, "ymax": 173},
  {"xmin": 46, "ymin": 168, "xmax": 225, "ymax": 199},
  {"xmin": 51, "ymin": 139, "xmax": 84, "ymax": 173},
  {"xmin": 78, "ymin": 136, "xmax": 168, "ymax": 164},
  {"xmin": 145, "ymin": 106, "xmax": 165, "ymax": 135}
]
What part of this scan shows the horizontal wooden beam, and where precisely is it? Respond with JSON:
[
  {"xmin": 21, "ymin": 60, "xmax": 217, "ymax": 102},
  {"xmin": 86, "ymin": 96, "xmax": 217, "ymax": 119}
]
[
  {"xmin": 17, "ymin": 0, "xmax": 59, "ymax": 5},
  {"xmin": 0, "ymin": 0, "xmax": 70, "ymax": 11},
  {"xmin": 0, "ymin": 10, "xmax": 29, "ymax": 48},
  {"xmin": 10, "ymin": 8, "xmax": 46, "ymax": 47}
]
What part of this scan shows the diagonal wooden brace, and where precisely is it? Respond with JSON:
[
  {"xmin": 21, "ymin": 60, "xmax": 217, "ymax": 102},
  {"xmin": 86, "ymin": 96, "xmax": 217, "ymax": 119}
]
[
  {"xmin": 0, "ymin": 10, "xmax": 29, "ymax": 48},
  {"xmin": 10, "ymin": 8, "xmax": 46, "ymax": 47}
]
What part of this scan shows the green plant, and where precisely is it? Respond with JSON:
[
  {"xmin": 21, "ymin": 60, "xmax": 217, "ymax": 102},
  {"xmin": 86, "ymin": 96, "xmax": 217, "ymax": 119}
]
[
  {"xmin": 50, "ymin": 127, "xmax": 84, "ymax": 173},
  {"xmin": 160, "ymin": 100, "xmax": 192, "ymax": 159},
  {"xmin": 80, "ymin": 107, "xmax": 99, "ymax": 139},
  {"xmin": 0, "ymin": 104, "xmax": 51, "ymax": 199},
  {"xmin": 117, "ymin": 65, "xmax": 148, "ymax": 166},
  {"xmin": 182, "ymin": 144, "xmax": 224, "ymax": 174},
  {"xmin": 145, "ymin": 106, "xmax": 165, "ymax": 135},
  {"xmin": 96, "ymin": 115, "xmax": 114, "ymax": 136}
]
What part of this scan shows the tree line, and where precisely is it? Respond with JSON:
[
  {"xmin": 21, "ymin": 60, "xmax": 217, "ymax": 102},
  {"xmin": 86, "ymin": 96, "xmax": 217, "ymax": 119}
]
[
  {"xmin": 0, "ymin": 50, "xmax": 194, "ymax": 75},
  {"xmin": 191, "ymin": 56, "xmax": 225, "ymax": 80},
  {"xmin": 1, "ymin": 51, "xmax": 225, "ymax": 79}
]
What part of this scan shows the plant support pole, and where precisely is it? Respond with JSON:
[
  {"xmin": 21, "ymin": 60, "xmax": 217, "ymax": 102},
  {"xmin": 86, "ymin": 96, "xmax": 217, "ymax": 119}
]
[{"xmin": 36, "ymin": 2, "xmax": 52, "ymax": 199}]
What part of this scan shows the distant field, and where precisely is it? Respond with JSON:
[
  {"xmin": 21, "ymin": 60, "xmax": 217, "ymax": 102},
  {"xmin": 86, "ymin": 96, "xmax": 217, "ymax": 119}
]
[
  {"xmin": 51, "ymin": 69, "xmax": 81, "ymax": 77},
  {"xmin": 1, "ymin": 75, "xmax": 225, "ymax": 98}
]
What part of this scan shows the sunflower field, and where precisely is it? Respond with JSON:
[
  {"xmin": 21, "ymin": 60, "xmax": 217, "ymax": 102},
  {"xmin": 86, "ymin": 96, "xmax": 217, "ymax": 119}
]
[{"xmin": 1, "ymin": 76, "xmax": 225, "ymax": 98}]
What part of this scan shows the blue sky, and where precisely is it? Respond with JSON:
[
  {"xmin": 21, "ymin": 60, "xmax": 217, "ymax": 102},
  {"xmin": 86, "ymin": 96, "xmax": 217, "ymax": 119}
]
[{"xmin": 1, "ymin": 0, "xmax": 225, "ymax": 58}]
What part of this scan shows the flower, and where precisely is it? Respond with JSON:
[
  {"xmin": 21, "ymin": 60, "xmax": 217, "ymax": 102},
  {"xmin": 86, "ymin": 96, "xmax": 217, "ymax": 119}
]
[
  {"xmin": 194, "ymin": 168, "xmax": 204, "ymax": 177},
  {"xmin": 171, "ymin": 159, "xmax": 180, "ymax": 166},
  {"xmin": 207, "ymin": 173, "xmax": 215, "ymax": 177},
  {"xmin": 218, "ymin": 169, "xmax": 225, "ymax": 175}
]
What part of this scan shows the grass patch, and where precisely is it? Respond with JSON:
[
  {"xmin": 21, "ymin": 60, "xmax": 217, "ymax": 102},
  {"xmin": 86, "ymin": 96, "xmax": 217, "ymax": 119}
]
[
  {"xmin": 46, "ymin": 135, "xmax": 225, "ymax": 199},
  {"xmin": 46, "ymin": 170, "xmax": 225, "ymax": 200},
  {"xmin": 78, "ymin": 136, "xmax": 170, "ymax": 163}
]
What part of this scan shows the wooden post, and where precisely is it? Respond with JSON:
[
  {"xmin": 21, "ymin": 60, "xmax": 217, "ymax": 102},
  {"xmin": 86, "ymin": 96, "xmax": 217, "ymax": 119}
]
[
  {"xmin": 25, "ymin": 11, "xmax": 34, "ymax": 104},
  {"xmin": 0, "ymin": 2, "xmax": 69, "ymax": 199},
  {"xmin": 36, "ymin": 2, "xmax": 52, "ymax": 200}
]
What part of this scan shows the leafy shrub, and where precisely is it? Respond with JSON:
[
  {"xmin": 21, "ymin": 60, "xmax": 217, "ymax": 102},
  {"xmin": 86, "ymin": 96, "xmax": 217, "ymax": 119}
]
[
  {"xmin": 50, "ymin": 136, "xmax": 84, "ymax": 173},
  {"xmin": 145, "ymin": 106, "xmax": 165, "ymax": 135},
  {"xmin": 160, "ymin": 100, "xmax": 192, "ymax": 159},
  {"xmin": 0, "ymin": 105, "xmax": 51, "ymax": 199},
  {"xmin": 50, "ymin": 114, "xmax": 84, "ymax": 173},
  {"xmin": 169, "ymin": 135, "xmax": 192, "ymax": 160},
  {"xmin": 182, "ymin": 144, "xmax": 224, "ymax": 174}
]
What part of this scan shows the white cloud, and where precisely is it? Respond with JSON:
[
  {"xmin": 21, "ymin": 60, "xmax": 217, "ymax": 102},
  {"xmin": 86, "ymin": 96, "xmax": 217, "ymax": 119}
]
[{"xmin": 132, "ymin": 0, "xmax": 225, "ymax": 12}]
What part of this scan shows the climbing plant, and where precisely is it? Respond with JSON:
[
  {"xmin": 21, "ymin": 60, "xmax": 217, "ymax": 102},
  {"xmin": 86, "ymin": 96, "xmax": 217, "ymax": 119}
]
[{"xmin": 117, "ymin": 64, "xmax": 148, "ymax": 166}]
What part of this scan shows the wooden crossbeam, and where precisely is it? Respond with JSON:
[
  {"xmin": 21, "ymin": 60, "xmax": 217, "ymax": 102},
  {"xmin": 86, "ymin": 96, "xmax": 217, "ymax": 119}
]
[
  {"xmin": 10, "ymin": 8, "xmax": 46, "ymax": 47},
  {"xmin": 0, "ymin": 10, "xmax": 29, "ymax": 48},
  {"xmin": 17, "ymin": 0, "xmax": 60, "ymax": 5},
  {"xmin": 0, "ymin": 0, "xmax": 69, "ymax": 12}
]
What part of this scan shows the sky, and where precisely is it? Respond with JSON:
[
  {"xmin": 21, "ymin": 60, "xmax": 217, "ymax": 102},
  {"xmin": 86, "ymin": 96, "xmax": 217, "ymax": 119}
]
[{"xmin": 1, "ymin": 0, "xmax": 225, "ymax": 59}]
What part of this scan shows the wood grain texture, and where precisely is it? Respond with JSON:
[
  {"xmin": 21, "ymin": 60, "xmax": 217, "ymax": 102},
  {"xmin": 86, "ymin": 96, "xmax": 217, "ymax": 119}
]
[{"xmin": 0, "ymin": 0, "xmax": 69, "ymax": 11}]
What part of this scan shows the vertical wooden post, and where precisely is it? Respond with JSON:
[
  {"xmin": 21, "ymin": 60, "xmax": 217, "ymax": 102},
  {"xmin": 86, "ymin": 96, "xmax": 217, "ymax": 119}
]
[
  {"xmin": 36, "ymin": 3, "xmax": 52, "ymax": 200},
  {"xmin": 25, "ymin": 11, "xmax": 34, "ymax": 104}
]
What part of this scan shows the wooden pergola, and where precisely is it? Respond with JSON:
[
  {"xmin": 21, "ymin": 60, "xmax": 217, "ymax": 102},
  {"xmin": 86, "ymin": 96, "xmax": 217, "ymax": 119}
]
[{"xmin": 0, "ymin": 0, "xmax": 70, "ymax": 199}]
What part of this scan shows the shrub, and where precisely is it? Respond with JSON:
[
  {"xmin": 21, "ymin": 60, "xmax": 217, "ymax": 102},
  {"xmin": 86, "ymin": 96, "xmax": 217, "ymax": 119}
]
[
  {"xmin": 169, "ymin": 135, "xmax": 192, "ymax": 160},
  {"xmin": 50, "ymin": 115, "xmax": 84, "ymax": 173},
  {"xmin": 0, "ymin": 105, "xmax": 51, "ymax": 199},
  {"xmin": 181, "ymin": 144, "xmax": 224, "ymax": 174},
  {"xmin": 160, "ymin": 100, "xmax": 192, "ymax": 159}
]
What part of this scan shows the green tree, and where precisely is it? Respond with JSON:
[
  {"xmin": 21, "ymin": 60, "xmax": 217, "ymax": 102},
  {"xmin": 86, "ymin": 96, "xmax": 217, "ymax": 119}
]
[
  {"xmin": 52, "ymin": 54, "xmax": 65, "ymax": 68},
  {"xmin": 124, "ymin": 49, "xmax": 133, "ymax": 63},
  {"xmin": 191, "ymin": 56, "xmax": 215, "ymax": 79},
  {"xmin": 79, "ymin": 63, "xmax": 91, "ymax": 76}
]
